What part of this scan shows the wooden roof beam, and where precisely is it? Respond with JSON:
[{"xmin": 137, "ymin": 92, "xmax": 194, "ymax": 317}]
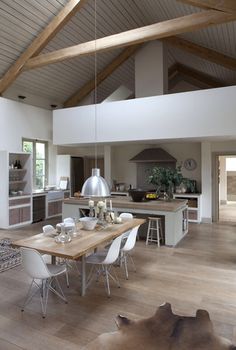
[
  {"xmin": 164, "ymin": 36, "xmax": 236, "ymax": 71},
  {"xmin": 24, "ymin": 10, "xmax": 236, "ymax": 71},
  {"xmin": 175, "ymin": 63, "xmax": 228, "ymax": 88},
  {"xmin": 168, "ymin": 63, "xmax": 179, "ymax": 80},
  {"xmin": 178, "ymin": 0, "xmax": 236, "ymax": 14},
  {"xmin": 0, "ymin": 0, "xmax": 88, "ymax": 94},
  {"xmin": 64, "ymin": 45, "xmax": 139, "ymax": 108}
]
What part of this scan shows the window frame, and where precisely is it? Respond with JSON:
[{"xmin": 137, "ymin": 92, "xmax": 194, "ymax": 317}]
[{"xmin": 22, "ymin": 138, "xmax": 48, "ymax": 190}]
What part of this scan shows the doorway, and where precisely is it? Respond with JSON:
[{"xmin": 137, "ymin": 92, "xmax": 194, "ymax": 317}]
[{"xmin": 217, "ymin": 155, "xmax": 236, "ymax": 223}]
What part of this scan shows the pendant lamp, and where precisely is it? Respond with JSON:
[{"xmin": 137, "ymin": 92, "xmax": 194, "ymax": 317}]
[{"xmin": 81, "ymin": 0, "xmax": 110, "ymax": 198}]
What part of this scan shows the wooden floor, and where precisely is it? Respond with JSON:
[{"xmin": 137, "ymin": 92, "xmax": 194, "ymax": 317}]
[
  {"xmin": 219, "ymin": 201, "xmax": 236, "ymax": 222},
  {"xmin": 1, "ymin": 219, "xmax": 236, "ymax": 349}
]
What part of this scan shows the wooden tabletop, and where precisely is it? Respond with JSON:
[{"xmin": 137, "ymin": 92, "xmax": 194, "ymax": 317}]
[
  {"xmin": 13, "ymin": 218, "xmax": 145, "ymax": 260},
  {"xmin": 65, "ymin": 196, "xmax": 188, "ymax": 212}
]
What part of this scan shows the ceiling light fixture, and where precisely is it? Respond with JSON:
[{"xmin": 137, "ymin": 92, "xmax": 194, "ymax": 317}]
[
  {"xmin": 18, "ymin": 95, "xmax": 26, "ymax": 100},
  {"xmin": 81, "ymin": 0, "xmax": 110, "ymax": 198}
]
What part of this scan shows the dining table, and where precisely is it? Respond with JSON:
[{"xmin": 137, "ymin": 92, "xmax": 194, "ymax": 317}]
[{"xmin": 13, "ymin": 218, "xmax": 145, "ymax": 296}]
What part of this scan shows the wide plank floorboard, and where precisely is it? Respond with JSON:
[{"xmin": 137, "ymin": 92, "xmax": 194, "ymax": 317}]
[{"xmin": 0, "ymin": 219, "xmax": 236, "ymax": 348}]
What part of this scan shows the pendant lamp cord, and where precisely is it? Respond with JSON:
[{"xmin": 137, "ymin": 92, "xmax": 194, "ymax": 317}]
[{"xmin": 94, "ymin": 0, "xmax": 98, "ymax": 169}]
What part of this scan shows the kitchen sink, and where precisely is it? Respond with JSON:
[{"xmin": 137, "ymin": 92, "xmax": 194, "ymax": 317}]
[{"xmin": 47, "ymin": 190, "xmax": 64, "ymax": 201}]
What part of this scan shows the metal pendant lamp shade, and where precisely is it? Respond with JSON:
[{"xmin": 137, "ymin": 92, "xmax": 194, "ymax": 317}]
[
  {"xmin": 81, "ymin": 168, "xmax": 110, "ymax": 197},
  {"xmin": 81, "ymin": 0, "xmax": 110, "ymax": 198}
]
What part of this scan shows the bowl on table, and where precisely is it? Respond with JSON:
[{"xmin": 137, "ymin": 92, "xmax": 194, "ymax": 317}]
[
  {"xmin": 128, "ymin": 189, "xmax": 146, "ymax": 202},
  {"xmin": 79, "ymin": 217, "xmax": 98, "ymax": 230}
]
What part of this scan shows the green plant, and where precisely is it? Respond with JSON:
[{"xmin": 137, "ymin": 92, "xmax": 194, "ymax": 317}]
[
  {"xmin": 182, "ymin": 178, "xmax": 197, "ymax": 193},
  {"xmin": 148, "ymin": 166, "xmax": 183, "ymax": 193}
]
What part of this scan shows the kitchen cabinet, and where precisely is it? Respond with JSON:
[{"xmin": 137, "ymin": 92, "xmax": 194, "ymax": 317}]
[
  {"xmin": 9, "ymin": 206, "xmax": 31, "ymax": 225},
  {"xmin": 47, "ymin": 200, "xmax": 62, "ymax": 217},
  {"xmin": 173, "ymin": 193, "xmax": 201, "ymax": 223},
  {"xmin": 0, "ymin": 151, "xmax": 32, "ymax": 228}
]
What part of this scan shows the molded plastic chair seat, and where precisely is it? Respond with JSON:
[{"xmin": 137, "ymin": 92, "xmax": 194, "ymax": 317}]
[
  {"xmin": 43, "ymin": 224, "xmax": 70, "ymax": 287},
  {"xmin": 42, "ymin": 224, "xmax": 56, "ymax": 236},
  {"xmin": 119, "ymin": 213, "xmax": 133, "ymax": 239},
  {"xmin": 63, "ymin": 217, "xmax": 76, "ymax": 229},
  {"xmin": 21, "ymin": 247, "xmax": 68, "ymax": 318},
  {"xmin": 86, "ymin": 234, "xmax": 124, "ymax": 297},
  {"xmin": 120, "ymin": 225, "xmax": 140, "ymax": 279},
  {"xmin": 47, "ymin": 264, "xmax": 67, "ymax": 275}
]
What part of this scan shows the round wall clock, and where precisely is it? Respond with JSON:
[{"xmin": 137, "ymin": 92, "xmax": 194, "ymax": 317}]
[{"xmin": 184, "ymin": 158, "xmax": 197, "ymax": 171}]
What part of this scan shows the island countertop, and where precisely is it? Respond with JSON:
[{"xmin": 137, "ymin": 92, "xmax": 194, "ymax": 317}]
[{"xmin": 64, "ymin": 196, "xmax": 187, "ymax": 212}]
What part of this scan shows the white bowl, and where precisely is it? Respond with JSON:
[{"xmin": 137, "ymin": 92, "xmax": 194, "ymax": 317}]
[{"xmin": 80, "ymin": 217, "xmax": 98, "ymax": 230}]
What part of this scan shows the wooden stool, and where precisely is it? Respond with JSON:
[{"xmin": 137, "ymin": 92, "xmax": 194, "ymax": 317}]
[{"xmin": 146, "ymin": 217, "xmax": 163, "ymax": 247}]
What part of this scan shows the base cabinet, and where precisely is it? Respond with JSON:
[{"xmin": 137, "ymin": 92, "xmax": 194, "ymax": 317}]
[
  {"xmin": 48, "ymin": 200, "xmax": 63, "ymax": 218},
  {"xmin": 9, "ymin": 206, "xmax": 31, "ymax": 226}
]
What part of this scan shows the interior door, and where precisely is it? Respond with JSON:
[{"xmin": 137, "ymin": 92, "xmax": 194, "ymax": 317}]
[{"xmin": 71, "ymin": 157, "xmax": 84, "ymax": 194}]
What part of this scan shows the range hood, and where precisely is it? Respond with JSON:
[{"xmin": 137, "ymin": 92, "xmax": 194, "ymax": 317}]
[{"xmin": 130, "ymin": 148, "xmax": 176, "ymax": 163}]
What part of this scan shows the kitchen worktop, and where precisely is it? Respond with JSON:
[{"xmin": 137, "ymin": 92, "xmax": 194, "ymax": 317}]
[
  {"xmin": 63, "ymin": 196, "xmax": 188, "ymax": 246},
  {"xmin": 64, "ymin": 196, "xmax": 187, "ymax": 212}
]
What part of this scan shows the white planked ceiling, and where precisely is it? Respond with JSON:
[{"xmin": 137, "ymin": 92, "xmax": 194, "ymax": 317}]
[{"xmin": 0, "ymin": 0, "xmax": 235, "ymax": 109}]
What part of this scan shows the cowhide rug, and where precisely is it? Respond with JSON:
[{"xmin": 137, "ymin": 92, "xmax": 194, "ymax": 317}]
[{"xmin": 84, "ymin": 303, "xmax": 236, "ymax": 350}]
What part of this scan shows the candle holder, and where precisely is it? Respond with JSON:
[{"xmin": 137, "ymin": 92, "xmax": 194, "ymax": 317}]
[
  {"xmin": 89, "ymin": 207, "xmax": 95, "ymax": 217},
  {"xmin": 97, "ymin": 207, "xmax": 105, "ymax": 225}
]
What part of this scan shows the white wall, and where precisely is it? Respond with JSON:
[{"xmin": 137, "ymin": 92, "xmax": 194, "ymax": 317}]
[
  {"xmin": 53, "ymin": 86, "xmax": 236, "ymax": 222},
  {"xmin": 53, "ymin": 86, "xmax": 236, "ymax": 145},
  {"xmin": 0, "ymin": 97, "xmax": 57, "ymax": 184},
  {"xmin": 135, "ymin": 41, "xmax": 168, "ymax": 97},
  {"xmin": 111, "ymin": 142, "xmax": 201, "ymax": 191},
  {"xmin": 3, "ymin": 87, "xmax": 62, "ymax": 110}
]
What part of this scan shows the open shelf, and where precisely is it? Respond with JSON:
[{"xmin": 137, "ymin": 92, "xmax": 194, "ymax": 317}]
[
  {"xmin": 0, "ymin": 151, "xmax": 33, "ymax": 229},
  {"xmin": 173, "ymin": 193, "xmax": 201, "ymax": 223}
]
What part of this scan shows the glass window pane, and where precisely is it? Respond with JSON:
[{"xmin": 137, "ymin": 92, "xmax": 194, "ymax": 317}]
[
  {"xmin": 35, "ymin": 176, "xmax": 45, "ymax": 189},
  {"xmin": 36, "ymin": 159, "xmax": 45, "ymax": 176},
  {"xmin": 36, "ymin": 142, "xmax": 45, "ymax": 159},
  {"xmin": 23, "ymin": 141, "xmax": 33, "ymax": 153}
]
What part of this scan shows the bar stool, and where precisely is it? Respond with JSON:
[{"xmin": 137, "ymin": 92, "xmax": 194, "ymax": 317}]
[{"xmin": 146, "ymin": 217, "xmax": 163, "ymax": 247}]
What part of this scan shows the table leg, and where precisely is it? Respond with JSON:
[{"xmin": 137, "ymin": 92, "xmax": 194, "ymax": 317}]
[
  {"xmin": 81, "ymin": 255, "xmax": 86, "ymax": 296},
  {"xmin": 51, "ymin": 255, "xmax": 56, "ymax": 264}
]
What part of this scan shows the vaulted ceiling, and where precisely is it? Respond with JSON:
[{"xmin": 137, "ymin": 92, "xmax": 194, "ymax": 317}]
[{"xmin": 0, "ymin": 0, "xmax": 235, "ymax": 109}]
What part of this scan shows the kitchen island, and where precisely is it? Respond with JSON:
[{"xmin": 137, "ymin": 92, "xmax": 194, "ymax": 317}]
[{"xmin": 63, "ymin": 197, "xmax": 188, "ymax": 246}]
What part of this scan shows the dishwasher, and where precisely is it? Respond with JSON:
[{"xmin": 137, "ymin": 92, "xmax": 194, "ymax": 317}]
[{"xmin": 33, "ymin": 195, "xmax": 46, "ymax": 223}]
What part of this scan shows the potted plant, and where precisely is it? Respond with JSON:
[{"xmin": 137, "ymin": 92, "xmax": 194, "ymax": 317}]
[{"xmin": 148, "ymin": 165, "xmax": 183, "ymax": 199}]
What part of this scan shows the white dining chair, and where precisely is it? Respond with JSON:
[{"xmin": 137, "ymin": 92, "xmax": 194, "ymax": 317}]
[
  {"xmin": 42, "ymin": 224, "xmax": 55, "ymax": 235},
  {"xmin": 119, "ymin": 213, "xmax": 133, "ymax": 239},
  {"xmin": 21, "ymin": 247, "xmax": 68, "ymax": 318},
  {"xmin": 63, "ymin": 217, "xmax": 75, "ymax": 230},
  {"xmin": 42, "ymin": 225, "xmax": 70, "ymax": 288},
  {"xmin": 85, "ymin": 234, "xmax": 124, "ymax": 297},
  {"xmin": 120, "ymin": 225, "xmax": 140, "ymax": 279}
]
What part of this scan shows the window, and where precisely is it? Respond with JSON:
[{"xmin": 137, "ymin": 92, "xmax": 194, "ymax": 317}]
[
  {"xmin": 22, "ymin": 139, "xmax": 48, "ymax": 189},
  {"xmin": 226, "ymin": 157, "xmax": 236, "ymax": 171}
]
